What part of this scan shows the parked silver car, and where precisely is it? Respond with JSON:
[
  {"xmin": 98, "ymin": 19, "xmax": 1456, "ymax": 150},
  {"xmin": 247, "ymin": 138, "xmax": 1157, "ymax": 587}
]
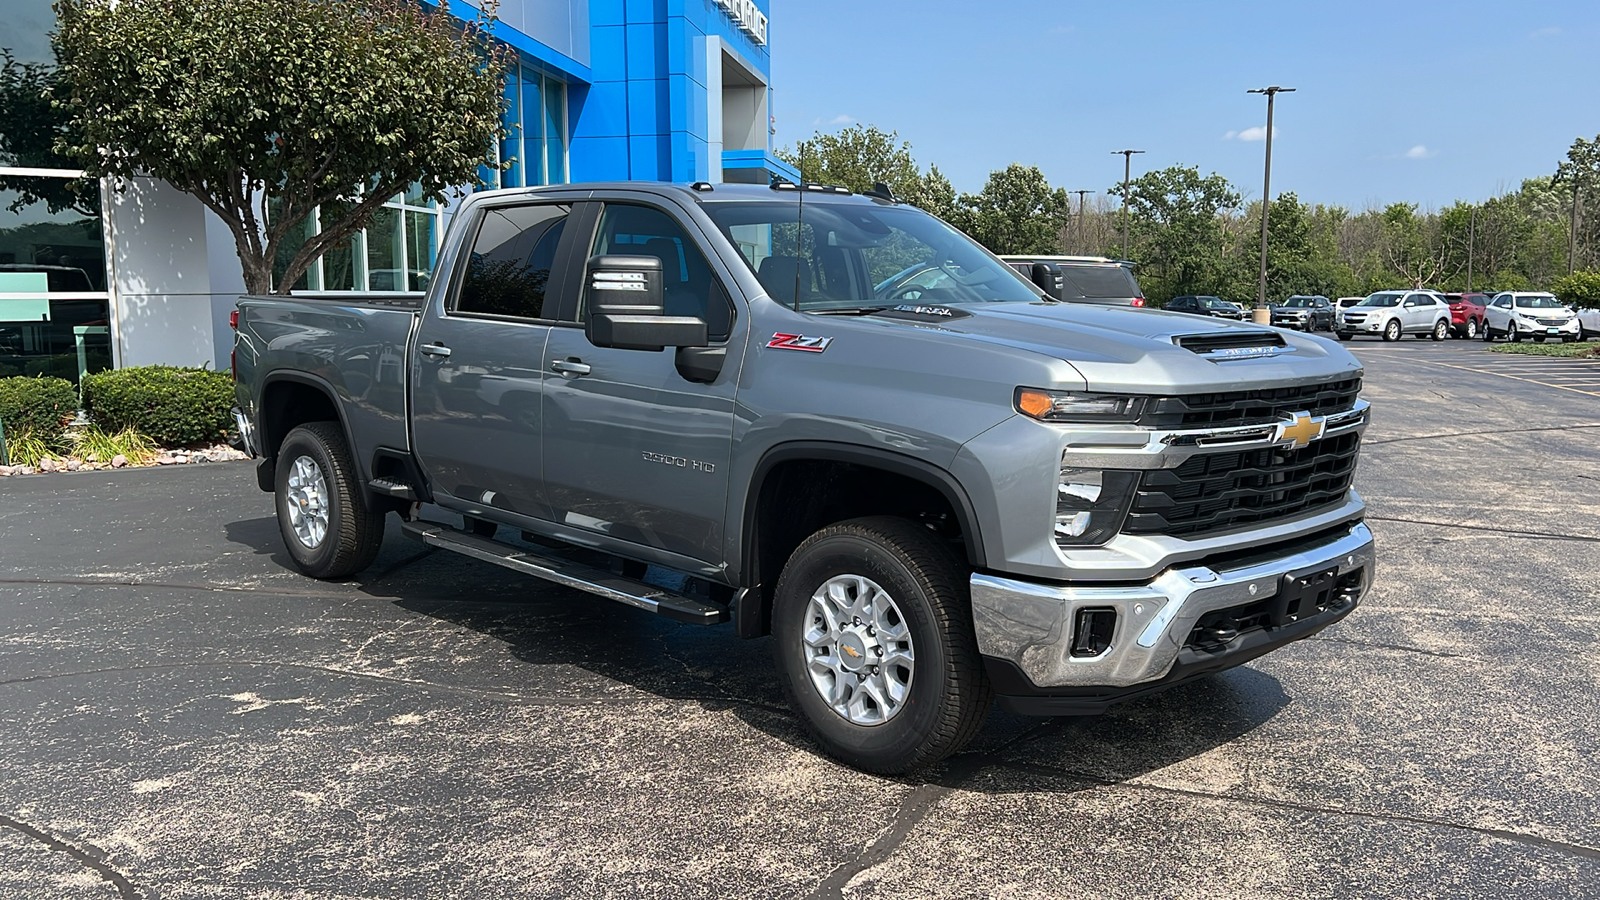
[
  {"xmin": 1335, "ymin": 290, "xmax": 1452, "ymax": 341},
  {"xmin": 1483, "ymin": 292, "xmax": 1583, "ymax": 342}
]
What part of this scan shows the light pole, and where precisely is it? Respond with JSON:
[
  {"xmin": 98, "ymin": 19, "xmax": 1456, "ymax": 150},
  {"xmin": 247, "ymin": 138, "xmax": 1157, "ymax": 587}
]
[
  {"xmin": 1112, "ymin": 150, "xmax": 1144, "ymax": 259},
  {"xmin": 1467, "ymin": 206, "xmax": 1475, "ymax": 292},
  {"xmin": 1248, "ymin": 86, "xmax": 1294, "ymax": 324},
  {"xmin": 1072, "ymin": 189, "xmax": 1094, "ymax": 252}
]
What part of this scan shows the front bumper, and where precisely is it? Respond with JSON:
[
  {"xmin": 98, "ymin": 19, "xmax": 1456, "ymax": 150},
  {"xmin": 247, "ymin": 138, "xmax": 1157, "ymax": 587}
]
[
  {"xmin": 1509, "ymin": 318, "xmax": 1580, "ymax": 335},
  {"xmin": 972, "ymin": 520, "xmax": 1374, "ymax": 713}
]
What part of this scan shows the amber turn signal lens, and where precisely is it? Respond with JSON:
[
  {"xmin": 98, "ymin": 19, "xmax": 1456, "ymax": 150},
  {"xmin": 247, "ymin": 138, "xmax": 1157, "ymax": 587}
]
[{"xmin": 1016, "ymin": 389, "xmax": 1054, "ymax": 419}]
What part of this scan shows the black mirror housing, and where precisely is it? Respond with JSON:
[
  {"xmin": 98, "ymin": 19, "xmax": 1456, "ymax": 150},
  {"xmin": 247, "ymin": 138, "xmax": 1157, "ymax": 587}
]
[
  {"xmin": 1029, "ymin": 262, "xmax": 1064, "ymax": 300},
  {"xmin": 585, "ymin": 254, "xmax": 709, "ymax": 351}
]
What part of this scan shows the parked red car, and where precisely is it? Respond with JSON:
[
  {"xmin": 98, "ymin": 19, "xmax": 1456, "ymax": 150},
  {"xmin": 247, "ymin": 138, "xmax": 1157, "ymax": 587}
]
[{"xmin": 1444, "ymin": 293, "xmax": 1489, "ymax": 339}]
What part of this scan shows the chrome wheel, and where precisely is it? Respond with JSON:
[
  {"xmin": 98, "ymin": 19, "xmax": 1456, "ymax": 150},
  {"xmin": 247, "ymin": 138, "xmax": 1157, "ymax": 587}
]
[
  {"xmin": 803, "ymin": 574, "xmax": 915, "ymax": 726},
  {"xmin": 285, "ymin": 455, "xmax": 329, "ymax": 548},
  {"xmin": 1465, "ymin": 319, "xmax": 1478, "ymax": 339}
]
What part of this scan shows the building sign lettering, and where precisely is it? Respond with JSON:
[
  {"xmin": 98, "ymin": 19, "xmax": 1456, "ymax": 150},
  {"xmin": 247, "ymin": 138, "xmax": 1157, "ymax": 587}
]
[{"xmin": 715, "ymin": 0, "xmax": 767, "ymax": 45}]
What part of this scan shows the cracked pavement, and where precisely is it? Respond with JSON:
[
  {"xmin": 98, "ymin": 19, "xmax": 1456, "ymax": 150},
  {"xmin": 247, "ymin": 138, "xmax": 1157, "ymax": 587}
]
[{"xmin": 2, "ymin": 340, "xmax": 1598, "ymax": 898}]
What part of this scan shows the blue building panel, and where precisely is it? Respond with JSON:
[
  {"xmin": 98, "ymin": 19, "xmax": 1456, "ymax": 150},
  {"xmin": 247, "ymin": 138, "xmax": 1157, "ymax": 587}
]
[
  {"xmin": 665, "ymin": 15, "xmax": 707, "ymax": 87},
  {"xmin": 629, "ymin": 134, "xmax": 670, "ymax": 180},
  {"xmin": 569, "ymin": 136, "xmax": 631, "ymax": 182},
  {"xmin": 571, "ymin": 81, "xmax": 629, "ymax": 139},
  {"xmin": 624, "ymin": 22, "xmax": 664, "ymax": 81},
  {"xmin": 625, "ymin": 0, "xmax": 665, "ymax": 25},
  {"xmin": 625, "ymin": 79, "xmax": 669, "ymax": 136},
  {"xmin": 591, "ymin": 0, "xmax": 625, "ymax": 26},
  {"xmin": 590, "ymin": 25, "xmax": 627, "ymax": 80},
  {"xmin": 668, "ymin": 74, "xmax": 708, "ymax": 141}
]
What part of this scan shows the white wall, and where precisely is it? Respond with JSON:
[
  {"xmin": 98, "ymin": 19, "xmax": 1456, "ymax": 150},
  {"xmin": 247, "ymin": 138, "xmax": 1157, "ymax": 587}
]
[{"xmin": 105, "ymin": 177, "xmax": 239, "ymax": 371}]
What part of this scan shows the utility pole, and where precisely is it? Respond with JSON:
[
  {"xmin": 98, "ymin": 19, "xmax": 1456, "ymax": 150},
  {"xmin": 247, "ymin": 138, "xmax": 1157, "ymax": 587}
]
[
  {"xmin": 1072, "ymin": 190, "xmax": 1094, "ymax": 252},
  {"xmin": 1111, "ymin": 150, "xmax": 1144, "ymax": 259},
  {"xmin": 1247, "ymin": 86, "xmax": 1294, "ymax": 324},
  {"xmin": 1467, "ymin": 207, "xmax": 1475, "ymax": 291},
  {"xmin": 1570, "ymin": 186, "xmax": 1580, "ymax": 276}
]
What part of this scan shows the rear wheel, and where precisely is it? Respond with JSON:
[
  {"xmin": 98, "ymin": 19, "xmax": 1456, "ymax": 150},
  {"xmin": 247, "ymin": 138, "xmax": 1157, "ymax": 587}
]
[
  {"xmin": 1431, "ymin": 319, "xmax": 1448, "ymax": 341},
  {"xmin": 1482, "ymin": 320, "xmax": 1495, "ymax": 342},
  {"xmin": 1336, "ymin": 332, "xmax": 1352, "ymax": 341},
  {"xmin": 1383, "ymin": 319, "xmax": 1401, "ymax": 342},
  {"xmin": 1464, "ymin": 318, "xmax": 1478, "ymax": 340},
  {"xmin": 275, "ymin": 422, "xmax": 384, "ymax": 579},
  {"xmin": 771, "ymin": 516, "xmax": 991, "ymax": 774}
]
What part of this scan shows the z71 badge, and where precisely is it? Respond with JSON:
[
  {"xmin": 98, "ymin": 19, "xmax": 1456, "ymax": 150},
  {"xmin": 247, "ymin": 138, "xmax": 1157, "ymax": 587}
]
[{"xmin": 767, "ymin": 333, "xmax": 833, "ymax": 353}]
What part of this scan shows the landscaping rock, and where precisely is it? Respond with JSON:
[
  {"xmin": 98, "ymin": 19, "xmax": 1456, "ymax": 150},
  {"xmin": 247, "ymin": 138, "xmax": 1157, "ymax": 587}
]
[
  {"xmin": 39, "ymin": 458, "xmax": 58, "ymax": 473},
  {"xmin": 0, "ymin": 466, "xmax": 16, "ymax": 477},
  {"xmin": 66, "ymin": 460, "xmax": 81, "ymax": 471},
  {"xmin": 111, "ymin": 454, "xmax": 128, "ymax": 468}
]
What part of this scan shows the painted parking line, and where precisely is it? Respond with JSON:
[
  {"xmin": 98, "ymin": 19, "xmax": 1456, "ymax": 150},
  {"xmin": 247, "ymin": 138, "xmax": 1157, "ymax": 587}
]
[{"xmin": 1388, "ymin": 358, "xmax": 1600, "ymax": 398}]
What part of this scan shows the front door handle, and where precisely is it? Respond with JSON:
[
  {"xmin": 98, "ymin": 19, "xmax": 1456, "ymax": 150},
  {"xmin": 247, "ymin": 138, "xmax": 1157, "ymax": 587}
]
[
  {"xmin": 420, "ymin": 343, "xmax": 452, "ymax": 358},
  {"xmin": 551, "ymin": 359, "xmax": 591, "ymax": 376}
]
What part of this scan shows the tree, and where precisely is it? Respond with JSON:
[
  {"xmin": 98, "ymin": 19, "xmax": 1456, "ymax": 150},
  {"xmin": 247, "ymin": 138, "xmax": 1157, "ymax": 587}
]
[
  {"xmin": 1378, "ymin": 203, "xmax": 1454, "ymax": 288},
  {"xmin": 777, "ymin": 124, "xmax": 958, "ymax": 219},
  {"xmin": 1550, "ymin": 271, "xmax": 1600, "ymax": 308},
  {"xmin": 1110, "ymin": 164, "xmax": 1239, "ymax": 301},
  {"xmin": 961, "ymin": 164, "xmax": 1068, "ymax": 255},
  {"xmin": 1555, "ymin": 135, "xmax": 1600, "ymax": 272},
  {"xmin": 53, "ymin": 0, "xmax": 508, "ymax": 295},
  {"xmin": 0, "ymin": 49, "xmax": 94, "ymax": 216}
]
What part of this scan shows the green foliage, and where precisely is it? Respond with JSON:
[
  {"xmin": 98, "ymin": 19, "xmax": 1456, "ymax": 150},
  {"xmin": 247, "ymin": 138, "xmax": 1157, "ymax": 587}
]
[
  {"xmin": 53, "ymin": 0, "xmax": 509, "ymax": 294},
  {"xmin": 0, "ymin": 50, "xmax": 96, "ymax": 214},
  {"xmin": 71, "ymin": 424, "xmax": 158, "ymax": 466},
  {"xmin": 778, "ymin": 124, "xmax": 959, "ymax": 220},
  {"xmin": 1110, "ymin": 164, "xmax": 1240, "ymax": 300},
  {"xmin": 960, "ymin": 164, "xmax": 1069, "ymax": 254},
  {"xmin": 81, "ymin": 366, "xmax": 234, "ymax": 447},
  {"xmin": 0, "ymin": 375, "xmax": 76, "ymax": 440},
  {"xmin": 1550, "ymin": 271, "xmax": 1600, "ymax": 308},
  {"xmin": 1, "ymin": 428, "xmax": 63, "ymax": 468}
]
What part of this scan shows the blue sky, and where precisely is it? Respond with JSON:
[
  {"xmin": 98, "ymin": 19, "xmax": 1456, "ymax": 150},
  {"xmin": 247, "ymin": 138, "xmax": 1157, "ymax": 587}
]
[{"xmin": 770, "ymin": 0, "xmax": 1597, "ymax": 211}]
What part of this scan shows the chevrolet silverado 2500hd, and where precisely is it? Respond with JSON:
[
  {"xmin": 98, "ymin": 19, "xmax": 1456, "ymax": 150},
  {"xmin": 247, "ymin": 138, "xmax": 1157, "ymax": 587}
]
[{"xmin": 232, "ymin": 181, "xmax": 1375, "ymax": 774}]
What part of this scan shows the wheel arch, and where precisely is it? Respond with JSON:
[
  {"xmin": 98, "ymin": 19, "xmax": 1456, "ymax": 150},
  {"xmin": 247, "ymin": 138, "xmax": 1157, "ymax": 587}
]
[
  {"xmin": 735, "ymin": 441, "xmax": 986, "ymax": 637},
  {"xmin": 257, "ymin": 371, "xmax": 355, "ymax": 468}
]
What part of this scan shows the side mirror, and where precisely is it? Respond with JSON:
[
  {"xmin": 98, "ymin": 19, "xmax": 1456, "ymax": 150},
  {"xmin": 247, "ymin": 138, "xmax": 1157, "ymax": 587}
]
[
  {"xmin": 1029, "ymin": 262, "xmax": 1064, "ymax": 300},
  {"xmin": 585, "ymin": 254, "xmax": 708, "ymax": 351}
]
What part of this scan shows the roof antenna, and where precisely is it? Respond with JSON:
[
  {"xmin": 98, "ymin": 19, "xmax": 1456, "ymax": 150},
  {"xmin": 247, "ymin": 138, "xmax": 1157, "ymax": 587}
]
[{"xmin": 863, "ymin": 181, "xmax": 895, "ymax": 202}]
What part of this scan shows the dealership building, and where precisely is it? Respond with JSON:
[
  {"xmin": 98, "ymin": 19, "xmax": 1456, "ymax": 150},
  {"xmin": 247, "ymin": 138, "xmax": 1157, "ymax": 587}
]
[{"xmin": 0, "ymin": 0, "xmax": 794, "ymax": 381}]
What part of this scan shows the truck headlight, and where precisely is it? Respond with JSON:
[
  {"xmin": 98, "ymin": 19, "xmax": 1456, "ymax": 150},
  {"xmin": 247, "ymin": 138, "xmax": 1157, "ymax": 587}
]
[
  {"xmin": 1055, "ymin": 468, "xmax": 1139, "ymax": 546},
  {"xmin": 1016, "ymin": 388, "xmax": 1145, "ymax": 423}
]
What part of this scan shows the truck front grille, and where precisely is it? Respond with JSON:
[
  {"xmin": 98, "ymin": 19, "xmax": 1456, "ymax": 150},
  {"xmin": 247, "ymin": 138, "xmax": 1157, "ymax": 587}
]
[
  {"xmin": 1137, "ymin": 377, "xmax": 1362, "ymax": 429},
  {"xmin": 1124, "ymin": 432, "xmax": 1361, "ymax": 538}
]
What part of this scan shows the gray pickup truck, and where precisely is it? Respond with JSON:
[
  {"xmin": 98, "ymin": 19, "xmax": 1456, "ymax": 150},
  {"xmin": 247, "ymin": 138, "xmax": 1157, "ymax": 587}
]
[{"xmin": 232, "ymin": 181, "xmax": 1374, "ymax": 774}]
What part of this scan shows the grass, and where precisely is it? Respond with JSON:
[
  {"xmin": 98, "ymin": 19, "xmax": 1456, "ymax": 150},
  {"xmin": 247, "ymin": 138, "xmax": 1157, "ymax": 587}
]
[
  {"xmin": 1, "ymin": 428, "xmax": 63, "ymax": 468},
  {"xmin": 1488, "ymin": 341, "xmax": 1600, "ymax": 358},
  {"xmin": 73, "ymin": 426, "xmax": 161, "ymax": 466}
]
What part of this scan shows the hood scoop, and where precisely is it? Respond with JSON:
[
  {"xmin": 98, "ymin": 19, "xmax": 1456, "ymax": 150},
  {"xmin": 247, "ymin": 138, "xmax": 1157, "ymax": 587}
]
[{"xmin": 1173, "ymin": 331, "xmax": 1289, "ymax": 361}]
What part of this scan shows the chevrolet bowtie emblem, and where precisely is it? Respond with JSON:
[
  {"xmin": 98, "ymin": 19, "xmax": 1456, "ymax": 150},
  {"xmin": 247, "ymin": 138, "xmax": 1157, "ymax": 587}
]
[{"xmin": 1274, "ymin": 412, "xmax": 1325, "ymax": 449}]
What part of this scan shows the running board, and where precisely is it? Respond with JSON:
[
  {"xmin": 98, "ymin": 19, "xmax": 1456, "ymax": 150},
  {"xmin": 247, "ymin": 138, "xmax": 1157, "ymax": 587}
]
[{"xmin": 400, "ymin": 521, "xmax": 728, "ymax": 625}]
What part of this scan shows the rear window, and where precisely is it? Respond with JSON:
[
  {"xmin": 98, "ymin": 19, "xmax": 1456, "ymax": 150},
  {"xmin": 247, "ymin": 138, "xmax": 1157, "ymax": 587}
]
[{"xmin": 1056, "ymin": 264, "xmax": 1141, "ymax": 300}]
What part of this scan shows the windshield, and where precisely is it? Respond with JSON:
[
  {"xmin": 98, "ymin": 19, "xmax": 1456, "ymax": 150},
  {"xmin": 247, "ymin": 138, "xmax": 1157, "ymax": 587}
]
[
  {"xmin": 1358, "ymin": 292, "xmax": 1403, "ymax": 308},
  {"xmin": 701, "ymin": 201, "xmax": 1042, "ymax": 310},
  {"xmin": 1282, "ymin": 297, "xmax": 1317, "ymax": 307},
  {"xmin": 1515, "ymin": 295, "xmax": 1563, "ymax": 309}
]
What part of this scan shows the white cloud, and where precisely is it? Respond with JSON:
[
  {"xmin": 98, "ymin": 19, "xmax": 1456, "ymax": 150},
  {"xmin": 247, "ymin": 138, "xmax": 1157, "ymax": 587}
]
[
  {"xmin": 1404, "ymin": 145, "xmax": 1437, "ymax": 159},
  {"xmin": 827, "ymin": 114, "xmax": 855, "ymax": 126},
  {"xmin": 1529, "ymin": 26, "xmax": 1560, "ymax": 38},
  {"xmin": 1227, "ymin": 126, "xmax": 1276, "ymax": 142}
]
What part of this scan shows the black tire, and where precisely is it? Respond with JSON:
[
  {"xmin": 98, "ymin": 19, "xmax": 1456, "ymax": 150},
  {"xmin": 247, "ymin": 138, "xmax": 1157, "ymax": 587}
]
[
  {"xmin": 1383, "ymin": 319, "xmax": 1401, "ymax": 342},
  {"xmin": 275, "ymin": 422, "xmax": 384, "ymax": 579},
  {"xmin": 1336, "ymin": 332, "xmax": 1352, "ymax": 341},
  {"xmin": 1431, "ymin": 319, "xmax": 1448, "ymax": 341},
  {"xmin": 1464, "ymin": 319, "xmax": 1478, "ymax": 340},
  {"xmin": 771, "ymin": 516, "xmax": 991, "ymax": 774},
  {"xmin": 1482, "ymin": 320, "xmax": 1495, "ymax": 342}
]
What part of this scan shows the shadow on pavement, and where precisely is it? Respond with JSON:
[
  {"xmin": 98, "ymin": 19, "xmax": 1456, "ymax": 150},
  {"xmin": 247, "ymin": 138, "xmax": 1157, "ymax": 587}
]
[{"xmin": 222, "ymin": 513, "xmax": 1291, "ymax": 791}]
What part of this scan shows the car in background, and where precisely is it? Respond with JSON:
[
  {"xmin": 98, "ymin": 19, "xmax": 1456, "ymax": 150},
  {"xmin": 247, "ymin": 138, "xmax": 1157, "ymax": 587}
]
[
  {"xmin": 1483, "ymin": 292, "xmax": 1582, "ymax": 343},
  {"xmin": 1576, "ymin": 304, "xmax": 1600, "ymax": 340},
  {"xmin": 999, "ymin": 255, "xmax": 1146, "ymax": 307},
  {"xmin": 1335, "ymin": 290, "xmax": 1452, "ymax": 341},
  {"xmin": 1165, "ymin": 295, "xmax": 1248, "ymax": 320},
  {"xmin": 1442, "ymin": 292, "xmax": 1489, "ymax": 339},
  {"xmin": 1270, "ymin": 295, "xmax": 1334, "ymax": 331}
]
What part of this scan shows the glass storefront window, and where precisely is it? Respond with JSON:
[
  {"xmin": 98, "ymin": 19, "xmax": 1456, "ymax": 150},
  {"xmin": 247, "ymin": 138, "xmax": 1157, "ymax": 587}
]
[
  {"xmin": 495, "ymin": 64, "xmax": 568, "ymax": 189},
  {"xmin": 267, "ymin": 194, "xmax": 436, "ymax": 294},
  {"xmin": 0, "ymin": 176, "xmax": 112, "ymax": 383},
  {"xmin": 405, "ymin": 210, "xmax": 435, "ymax": 292}
]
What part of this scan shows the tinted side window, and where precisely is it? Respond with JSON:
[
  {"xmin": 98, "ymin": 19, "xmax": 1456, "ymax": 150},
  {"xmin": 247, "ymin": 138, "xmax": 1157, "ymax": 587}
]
[
  {"xmin": 585, "ymin": 204, "xmax": 733, "ymax": 341},
  {"xmin": 1056, "ymin": 265, "xmax": 1140, "ymax": 300},
  {"xmin": 456, "ymin": 204, "xmax": 570, "ymax": 319}
]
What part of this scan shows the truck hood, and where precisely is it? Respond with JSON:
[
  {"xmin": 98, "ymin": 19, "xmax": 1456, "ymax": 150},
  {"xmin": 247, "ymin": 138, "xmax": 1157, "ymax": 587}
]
[{"xmin": 854, "ymin": 301, "xmax": 1363, "ymax": 392}]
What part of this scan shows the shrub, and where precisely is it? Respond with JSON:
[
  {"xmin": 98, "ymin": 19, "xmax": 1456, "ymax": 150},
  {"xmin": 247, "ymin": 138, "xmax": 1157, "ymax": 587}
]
[
  {"xmin": 1, "ymin": 428, "xmax": 62, "ymax": 468},
  {"xmin": 1550, "ymin": 271, "xmax": 1600, "ymax": 309},
  {"xmin": 81, "ymin": 365, "xmax": 234, "ymax": 447},
  {"xmin": 0, "ymin": 375, "xmax": 77, "ymax": 440}
]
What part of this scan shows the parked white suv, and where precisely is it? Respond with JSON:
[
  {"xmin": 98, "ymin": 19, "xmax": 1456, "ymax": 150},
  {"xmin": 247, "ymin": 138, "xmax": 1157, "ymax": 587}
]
[
  {"xmin": 1483, "ymin": 292, "xmax": 1583, "ymax": 343},
  {"xmin": 1335, "ymin": 290, "xmax": 1452, "ymax": 342}
]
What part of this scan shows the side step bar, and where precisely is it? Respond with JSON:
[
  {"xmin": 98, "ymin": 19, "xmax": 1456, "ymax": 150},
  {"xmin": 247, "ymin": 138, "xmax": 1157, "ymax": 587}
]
[{"xmin": 400, "ymin": 521, "xmax": 729, "ymax": 625}]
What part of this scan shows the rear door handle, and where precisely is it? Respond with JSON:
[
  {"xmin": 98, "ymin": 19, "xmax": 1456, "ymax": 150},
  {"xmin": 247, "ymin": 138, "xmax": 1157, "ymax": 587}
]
[
  {"xmin": 420, "ymin": 343, "xmax": 452, "ymax": 358},
  {"xmin": 551, "ymin": 359, "xmax": 591, "ymax": 376}
]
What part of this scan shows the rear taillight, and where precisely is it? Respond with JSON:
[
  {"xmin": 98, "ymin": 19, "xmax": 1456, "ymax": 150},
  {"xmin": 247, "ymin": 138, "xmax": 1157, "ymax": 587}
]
[
  {"xmin": 229, "ymin": 310, "xmax": 239, "ymax": 329},
  {"xmin": 1132, "ymin": 298, "xmax": 1146, "ymax": 307},
  {"xmin": 229, "ymin": 310, "xmax": 239, "ymax": 380}
]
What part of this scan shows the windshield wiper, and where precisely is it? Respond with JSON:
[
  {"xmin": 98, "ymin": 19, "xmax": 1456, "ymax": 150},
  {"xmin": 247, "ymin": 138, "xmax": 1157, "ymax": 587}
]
[{"xmin": 810, "ymin": 305, "xmax": 892, "ymax": 316}]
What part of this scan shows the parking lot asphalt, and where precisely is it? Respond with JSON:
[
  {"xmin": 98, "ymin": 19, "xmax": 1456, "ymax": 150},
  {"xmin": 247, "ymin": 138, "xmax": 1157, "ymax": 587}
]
[{"xmin": 2, "ymin": 339, "xmax": 1599, "ymax": 899}]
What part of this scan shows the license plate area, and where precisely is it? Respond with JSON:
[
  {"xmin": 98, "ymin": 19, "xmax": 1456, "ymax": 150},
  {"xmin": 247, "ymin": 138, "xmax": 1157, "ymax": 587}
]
[
  {"xmin": 1548, "ymin": 327, "xmax": 1561, "ymax": 334},
  {"xmin": 1272, "ymin": 566, "xmax": 1339, "ymax": 626}
]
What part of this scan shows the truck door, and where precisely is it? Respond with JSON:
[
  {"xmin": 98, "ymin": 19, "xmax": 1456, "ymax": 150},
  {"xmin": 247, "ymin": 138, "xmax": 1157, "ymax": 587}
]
[
  {"xmin": 540, "ymin": 199, "xmax": 745, "ymax": 565},
  {"xmin": 410, "ymin": 201, "xmax": 576, "ymax": 521}
]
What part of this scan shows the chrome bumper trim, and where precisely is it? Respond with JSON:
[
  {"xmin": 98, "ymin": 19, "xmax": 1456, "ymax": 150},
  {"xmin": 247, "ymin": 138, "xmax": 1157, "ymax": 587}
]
[{"xmin": 972, "ymin": 521, "xmax": 1375, "ymax": 689}]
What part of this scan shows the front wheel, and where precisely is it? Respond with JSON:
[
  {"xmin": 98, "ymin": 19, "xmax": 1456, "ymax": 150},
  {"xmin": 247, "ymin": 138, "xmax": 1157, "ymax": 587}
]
[
  {"xmin": 1383, "ymin": 319, "xmax": 1402, "ymax": 342},
  {"xmin": 1432, "ymin": 319, "xmax": 1448, "ymax": 341},
  {"xmin": 275, "ymin": 422, "xmax": 384, "ymax": 579},
  {"xmin": 771, "ymin": 517, "xmax": 991, "ymax": 774}
]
